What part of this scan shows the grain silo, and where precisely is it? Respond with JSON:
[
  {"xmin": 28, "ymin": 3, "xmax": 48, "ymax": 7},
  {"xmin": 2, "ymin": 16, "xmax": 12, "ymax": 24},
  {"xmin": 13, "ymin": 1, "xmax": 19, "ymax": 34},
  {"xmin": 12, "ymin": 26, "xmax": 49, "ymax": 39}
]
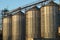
[
  {"xmin": 2, "ymin": 9, "xmax": 12, "ymax": 40},
  {"xmin": 57, "ymin": 5, "xmax": 60, "ymax": 39},
  {"xmin": 26, "ymin": 6, "xmax": 40, "ymax": 40},
  {"xmin": 12, "ymin": 9, "xmax": 25, "ymax": 40},
  {"xmin": 41, "ymin": 1, "xmax": 59, "ymax": 39}
]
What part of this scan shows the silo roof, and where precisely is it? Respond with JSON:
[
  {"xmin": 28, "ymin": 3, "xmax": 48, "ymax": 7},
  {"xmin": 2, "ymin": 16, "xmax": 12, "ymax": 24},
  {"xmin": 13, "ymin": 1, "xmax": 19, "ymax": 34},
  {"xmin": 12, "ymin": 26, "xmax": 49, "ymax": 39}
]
[
  {"xmin": 26, "ymin": 6, "xmax": 39, "ymax": 12},
  {"xmin": 3, "ymin": 9, "xmax": 9, "ymax": 12},
  {"xmin": 10, "ymin": 7, "xmax": 24, "ymax": 15},
  {"xmin": 40, "ymin": 1, "xmax": 59, "ymax": 9},
  {"xmin": 46, "ymin": 1, "xmax": 59, "ymax": 6},
  {"xmin": 15, "ymin": 11, "xmax": 24, "ymax": 15},
  {"xmin": 12, "ymin": 11, "xmax": 24, "ymax": 16}
]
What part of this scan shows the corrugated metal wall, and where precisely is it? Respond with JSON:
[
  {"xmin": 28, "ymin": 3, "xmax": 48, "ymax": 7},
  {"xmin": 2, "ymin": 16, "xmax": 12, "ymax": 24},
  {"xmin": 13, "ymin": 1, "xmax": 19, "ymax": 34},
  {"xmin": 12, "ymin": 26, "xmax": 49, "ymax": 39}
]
[
  {"xmin": 41, "ymin": 1, "xmax": 59, "ymax": 39},
  {"xmin": 12, "ymin": 11, "xmax": 25, "ymax": 40},
  {"xmin": 3, "ymin": 15, "xmax": 12, "ymax": 40},
  {"xmin": 26, "ymin": 6, "xmax": 40, "ymax": 40}
]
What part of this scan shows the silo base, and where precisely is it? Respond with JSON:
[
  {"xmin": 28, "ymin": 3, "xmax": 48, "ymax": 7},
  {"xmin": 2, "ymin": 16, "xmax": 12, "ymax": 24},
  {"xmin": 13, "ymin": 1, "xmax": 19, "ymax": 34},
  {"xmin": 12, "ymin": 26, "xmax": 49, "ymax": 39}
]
[
  {"xmin": 26, "ymin": 38, "xmax": 42, "ymax": 40},
  {"xmin": 26, "ymin": 37, "xmax": 33, "ymax": 40},
  {"xmin": 34, "ymin": 38, "xmax": 42, "ymax": 40},
  {"xmin": 42, "ymin": 38, "xmax": 57, "ymax": 40}
]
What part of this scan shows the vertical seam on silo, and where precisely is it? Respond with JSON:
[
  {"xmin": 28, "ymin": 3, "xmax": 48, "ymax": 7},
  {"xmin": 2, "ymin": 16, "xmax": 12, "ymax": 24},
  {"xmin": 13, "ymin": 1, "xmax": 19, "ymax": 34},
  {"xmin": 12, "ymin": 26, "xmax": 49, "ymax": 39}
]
[
  {"xmin": 32, "ymin": 9, "xmax": 33, "ymax": 38},
  {"xmin": 35, "ymin": 9, "xmax": 36, "ymax": 38},
  {"xmin": 49, "ymin": 6, "xmax": 50, "ymax": 38}
]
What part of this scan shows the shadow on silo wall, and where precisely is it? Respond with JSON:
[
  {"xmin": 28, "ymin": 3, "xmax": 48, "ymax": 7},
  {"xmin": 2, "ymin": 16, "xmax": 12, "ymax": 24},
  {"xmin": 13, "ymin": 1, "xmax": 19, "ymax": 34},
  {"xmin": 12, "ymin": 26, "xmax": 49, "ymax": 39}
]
[
  {"xmin": 0, "ymin": 33, "xmax": 2, "ymax": 40},
  {"xmin": 42, "ymin": 38, "xmax": 57, "ymax": 40},
  {"xmin": 34, "ymin": 38, "xmax": 60, "ymax": 40},
  {"xmin": 41, "ymin": 38, "xmax": 60, "ymax": 40},
  {"xmin": 57, "ymin": 36, "xmax": 60, "ymax": 40}
]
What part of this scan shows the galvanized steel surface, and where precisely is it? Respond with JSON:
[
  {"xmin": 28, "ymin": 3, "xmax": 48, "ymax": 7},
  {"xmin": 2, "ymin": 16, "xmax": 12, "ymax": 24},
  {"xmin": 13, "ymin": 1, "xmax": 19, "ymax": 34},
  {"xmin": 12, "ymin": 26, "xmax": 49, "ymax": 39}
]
[
  {"xmin": 12, "ymin": 12, "xmax": 25, "ymax": 40},
  {"xmin": 3, "ymin": 15, "xmax": 12, "ymax": 40},
  {"xmin": 26, "ymin": 6, "xmax": 40, "ymax": 40},
  {"xmin": 41, "ymin": 1, "xmax": 59, "ymax": 38}
]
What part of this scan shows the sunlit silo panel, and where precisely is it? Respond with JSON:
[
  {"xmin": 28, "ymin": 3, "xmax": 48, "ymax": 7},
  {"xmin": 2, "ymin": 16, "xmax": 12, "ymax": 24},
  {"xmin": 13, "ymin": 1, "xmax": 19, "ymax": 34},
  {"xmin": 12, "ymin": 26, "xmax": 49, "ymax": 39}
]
[
  {"xmin": 3, "ymin": 15, "xmax": 12, "ymax": 40},
  {"xmin": 26, "ymin": 6, "xmax": 40, "ymax": 40},
  {"xmin": 41, "ymin": 1, "xmax": 59, "ymax": 39},
  {"xmin": 2, "ymin": 9, "xmax": 12, "ymax": 40},
  {"xmin": 12, "ymin": 11, "xmax": 25, "ymax": 40},
  {"xmin": 58, "ymin": 27, "xmax": 60, "ymax": 35}
]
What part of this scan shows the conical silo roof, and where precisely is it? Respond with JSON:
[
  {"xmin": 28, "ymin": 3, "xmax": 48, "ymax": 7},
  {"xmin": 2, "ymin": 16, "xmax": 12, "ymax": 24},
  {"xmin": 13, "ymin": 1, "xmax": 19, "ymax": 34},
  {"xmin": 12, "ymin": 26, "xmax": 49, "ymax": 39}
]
[
  {"xmin": 26, "ymin": 6, "xmax": 39, "ymax": 12},
  {"xmin": 46, "ymin": 1, "xmax": 58, "ymax": 6},
  {"xmin": 11, "ymin": 7, "xmax": 21, "ymax": 13},
  {"xmin": 11, "ymin": 7, "xmax": 24, "ymax": 15},
  {"xmin": 3, "ymin": 9, "xmax": 9, "ymax": 12},
  {"xmin": 40, "ymin": 1, "xmax": 59, "ymax": 9}
]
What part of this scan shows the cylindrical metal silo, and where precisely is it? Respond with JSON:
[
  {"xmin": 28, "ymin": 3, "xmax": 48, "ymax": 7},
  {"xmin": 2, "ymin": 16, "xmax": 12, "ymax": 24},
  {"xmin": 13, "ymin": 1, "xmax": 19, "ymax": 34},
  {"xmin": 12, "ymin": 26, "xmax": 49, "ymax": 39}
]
[
  {"xmin": 12, "ymin": 11, "xmax": 25, "ymax": 40},
  {"xmin": 57, "ymin": 6, "xmax": 60, "ymax": 39},
  {"xmin": 41, "ymin": 1, "xmax": 59, "ymax": 39},
  {"xmin": 26, "ymin": 6, "xmax": 40, "ymax": 40},
  {"xmin": 3, "ymin": 14, "xmax": 12, "ymax": 40}
]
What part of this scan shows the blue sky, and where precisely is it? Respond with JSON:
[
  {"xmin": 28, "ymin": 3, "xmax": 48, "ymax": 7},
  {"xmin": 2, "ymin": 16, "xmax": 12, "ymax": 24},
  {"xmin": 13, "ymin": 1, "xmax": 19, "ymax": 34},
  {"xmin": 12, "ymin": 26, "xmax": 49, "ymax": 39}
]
[{"xmin": 0, "ymin": 0, "xmax": 59, "ymax": 10}]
